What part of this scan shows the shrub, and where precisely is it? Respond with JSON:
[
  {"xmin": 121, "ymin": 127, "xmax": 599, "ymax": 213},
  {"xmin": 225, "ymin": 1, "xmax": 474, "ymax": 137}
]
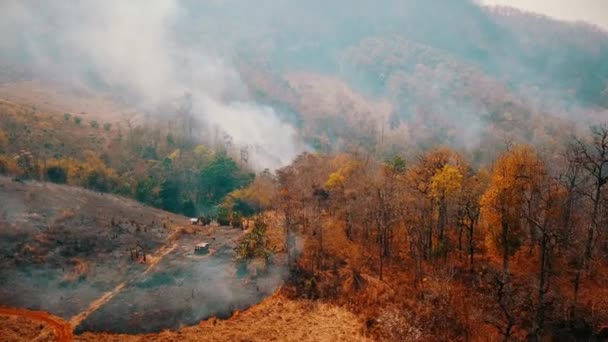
[
  {"xmin": 103, "ymin": 123, "xmax": 112, "ymax": 131},
  {"xmin": 217, "ymin": 206, "xmax": 231, "ymax": 226},
  {"xmin": 69, "ymin": 155, "xmax": 120, "ymax": 193},
  {"xmin": 90, "ymin": 120, "xmax": 99, "ymax": 129},
  {"xmin": 74, "ymin": 116, "xmax": 82, "ymax": 125},
  {"xmin": 85, "ymin": 170, "xmax": 114, "ymax": 192},
  {"xmin": 0, "ymin": 155, "xmax": 18, "ymax": 175},
  {"xmin": 0, "ymin": 128, "xmax": 8, "ymax": 148},
  {"xmin": 45, "ymin": 165, "xmax": 68, "ymax": 184},
  {"xmin": 234, "ymin": 216, "xmax": 273, "ymax": 263},
  {"xmin": 64, "ymin": 113, "xmax": 72, "ymax": 121}
]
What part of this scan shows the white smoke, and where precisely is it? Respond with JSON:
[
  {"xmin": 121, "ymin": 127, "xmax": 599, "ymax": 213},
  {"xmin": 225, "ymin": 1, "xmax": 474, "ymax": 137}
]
[{"xmin": 0, "ymin": 0, "xmax": 305, "ymax": 170}]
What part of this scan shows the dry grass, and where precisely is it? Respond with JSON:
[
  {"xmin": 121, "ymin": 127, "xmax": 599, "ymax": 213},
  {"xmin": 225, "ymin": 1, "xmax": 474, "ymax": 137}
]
[
  {"xmin": 0, "ymin": 308, "xmax": 73, "ymax": 342},
  {"xmin": 0, "ymin": 314, "xmax": 59, "ymax": 342},
  {"xmin": 76, "ymin": 291, "xmax": 370, "ymax": 342}
]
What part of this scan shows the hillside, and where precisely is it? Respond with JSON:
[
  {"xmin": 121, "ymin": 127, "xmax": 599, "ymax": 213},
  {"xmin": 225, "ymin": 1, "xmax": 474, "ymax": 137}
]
[
  {"xmin": 2, "ymin": 1, "xmax": 608, "ymax": 163},
  {"xmin": 1, "ymin": 292, "xmax": 369, "ymax": 342},
  {"xmin": 0, "ymin": 176, "xmax": 284, "ymax": 334},
  {"xmin": 1, "ymin": 1, "xmax": 608, "ymax": 341}
]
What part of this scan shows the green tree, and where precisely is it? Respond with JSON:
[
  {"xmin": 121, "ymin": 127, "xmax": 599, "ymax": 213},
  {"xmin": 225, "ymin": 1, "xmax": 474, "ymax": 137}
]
[
  {"xmin": 135, "ymin": 177, "xmax": 157, "ymax": 205},
  {"xmin": 159, "ymin": 179, "xmax": 181, "ymax": 213},
  {"xmin": 181, "ymin": 199, "xmax": 197, "ymax": 217},
  {"xmin": 198, "ymin": 152, "xmax": 253, "ymax": 206}
]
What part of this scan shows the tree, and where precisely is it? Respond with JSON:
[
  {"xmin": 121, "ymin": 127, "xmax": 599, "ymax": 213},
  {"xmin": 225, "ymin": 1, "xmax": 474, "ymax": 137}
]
[
  {"xmin": 521, "ymin": 172, "xmax": 561, "ymax": 339},
  {"xmin": 430, "ymin": 164, "xmax": 463, "ymax": 256},
  {"xmin": 571, "ymin": 124, "xmax": 608, "ymax": 263},
  {"xmin": 481, "ymin": 146, "xmax": 544, "ymax": 274},
  {"xmin": 181, "ymin": 199, "xmax": 197, "ymax": 217},
  {"xmin": 480, "ymin": 145, "xmax": 546, "ymax": 341},
  {"xmin": 456, "ymin": 169, "xmax": 488, "ymax": 269},
  {"xmin": 135, "ymin": 177, "xmax": 157, "ymax": 205},
  {"xmin": 235, "ymin": 215, "xmax": 274, "ymax": 265},
  {"xmin": 223, "ymin": 170, "xmax": 276, "ymax": 218},
  {"xmin": 198, "ymin": 151, "xmax": 253, "ymax": 206},
  {"xmin": 159, "ymin": 179, "xmax": 181, "ymax": 213},
  {"xmin": 404, "ymin": 147, "xmax": 467, "ymax": 259}
]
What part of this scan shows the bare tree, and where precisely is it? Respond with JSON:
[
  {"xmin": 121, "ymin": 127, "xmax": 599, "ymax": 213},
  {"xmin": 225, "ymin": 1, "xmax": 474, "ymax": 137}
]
[{"xmin": 571, "ymin": 124, "xmax": 608, "ymax": 264}]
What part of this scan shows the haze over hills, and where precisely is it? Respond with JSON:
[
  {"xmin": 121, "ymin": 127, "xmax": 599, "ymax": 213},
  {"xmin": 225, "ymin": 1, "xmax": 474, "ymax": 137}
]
[
  {"xmin": 1, "ymin": 0, "xmax": 607, "ymax": 167},
  {"xmin": 1, "ymin": 1, "xmax": 608, "ymax": 341}
]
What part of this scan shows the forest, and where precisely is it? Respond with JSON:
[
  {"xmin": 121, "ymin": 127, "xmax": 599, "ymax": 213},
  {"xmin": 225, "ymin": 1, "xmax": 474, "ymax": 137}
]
[
  {"xmin": 1, "ymin": 0, "xmax": 608, "ymax": 340},
  {"xmin": 273, "ymin": 128, "xmax": 608, "ymax": 340},
  {"xmin": 1, "ymin": 98, "xmax": 607, "ymax": 339}
]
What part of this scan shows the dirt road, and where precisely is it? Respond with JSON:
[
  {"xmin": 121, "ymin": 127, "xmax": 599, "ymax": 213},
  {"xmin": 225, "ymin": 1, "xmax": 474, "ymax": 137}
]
[{"xmin": 69, "ymin": 228, "xmax": 182, "ymax": 329}]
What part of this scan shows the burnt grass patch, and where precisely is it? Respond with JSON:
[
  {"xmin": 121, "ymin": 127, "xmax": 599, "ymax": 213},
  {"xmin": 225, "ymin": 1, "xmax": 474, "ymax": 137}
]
[{"xmin": 0, "ymin": 178, "xmax": 285, "ymax": 334}]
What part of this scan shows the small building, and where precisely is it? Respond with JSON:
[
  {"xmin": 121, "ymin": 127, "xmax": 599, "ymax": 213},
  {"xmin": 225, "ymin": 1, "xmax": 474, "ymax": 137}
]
[{"xmin": 194, "ymin": 242, "xmax": 209, "ymax": 254}]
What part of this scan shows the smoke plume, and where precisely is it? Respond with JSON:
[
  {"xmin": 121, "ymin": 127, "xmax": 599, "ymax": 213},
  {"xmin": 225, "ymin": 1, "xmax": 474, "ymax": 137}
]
[{"xmin": 0, "ymin": 0, "xmax": 305, "ymax": 170}]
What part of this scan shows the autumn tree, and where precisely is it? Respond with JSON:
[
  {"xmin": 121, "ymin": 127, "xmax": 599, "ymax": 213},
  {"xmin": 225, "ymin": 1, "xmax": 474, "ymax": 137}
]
[
  {"xmin": 430, "ymin": 164, "xmax": 463, "ymax": 257},
  {"xmin": 456, "ymin": 168, "xmax": 488, "ymax": 268},
  {"xmin": 480, "ymin": 145, "xmax": 546, "ymax": 340},
  {"xmin": 404, "ymin": 147, "xmax": 467, "ymax": 259}
]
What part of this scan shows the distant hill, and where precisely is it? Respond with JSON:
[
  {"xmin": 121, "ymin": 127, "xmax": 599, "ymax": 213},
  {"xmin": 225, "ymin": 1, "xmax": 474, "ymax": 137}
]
[
  {"xmin": 175, "ymin": 0, "xmax": 608, "ymax": 158},
  {"xmin": 1, "ymin": 0, "xmax": 607, "ymax": 163}
]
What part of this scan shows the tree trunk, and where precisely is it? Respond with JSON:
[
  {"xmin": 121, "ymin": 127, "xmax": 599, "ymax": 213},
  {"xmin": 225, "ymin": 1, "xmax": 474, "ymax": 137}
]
[
  {"xmin": 427, "ymin": 206, "xmax": 434, "ymax": 259},
  {"xmin": 584, "ymin": 184, "xmax": 601, "ymax": 265},
  {"xmin": 534, "ymin": 232, "xmax": 550, "ymax": 340},
  {"xmin": 468, "ymin": 221, "xmax": 475, "ymax": 270},
  {"xmin": 501, "ymin": 216, "xmax": 510, "ymax": 277}
]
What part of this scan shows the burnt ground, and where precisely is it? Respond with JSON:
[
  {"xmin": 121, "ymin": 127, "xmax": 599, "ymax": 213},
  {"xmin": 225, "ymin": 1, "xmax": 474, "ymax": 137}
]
[{"xmin": 0, "ymin": 177, "xmax": 284, "ymax": 334}]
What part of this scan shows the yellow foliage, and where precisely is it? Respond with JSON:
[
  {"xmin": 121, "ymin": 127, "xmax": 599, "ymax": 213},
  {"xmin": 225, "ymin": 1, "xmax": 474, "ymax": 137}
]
[
  {"xmin": 429, "ymin": 164, "xmax": 462, "ymax": 199},
  {"xmin": 404, "ymin": 147, "xmax": 468, "ymax": 194},
  {"xmin": 45, "ymin": 155, "xmax": 119, "ymax": 189},
  {"xmin": 168, "ymin": 149, "xmax": 181, "ymax": 161},
  {"xmin": 193, "ymin": 145, "xmax": 208, "ymax": 156},
  {"xmin": 225, "ymin": 176, "xmax": 276, "ymax": 212},
  {"xmin": 325, "ymin": 171, "xmax": 346, "ymax": 189},
  {"xmin": 45, "ymin": 158, "xmax": 79, "ymax": 181},
  {"xmin": 325, "ymin": 160, "xmax": 358, "ymax": 189}
]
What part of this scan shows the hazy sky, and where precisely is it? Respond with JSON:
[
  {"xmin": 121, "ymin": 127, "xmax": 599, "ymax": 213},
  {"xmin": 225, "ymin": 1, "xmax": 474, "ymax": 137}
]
[{"xmin": 480, "ymin": 0, "xmax": 608, "ymax": 30}]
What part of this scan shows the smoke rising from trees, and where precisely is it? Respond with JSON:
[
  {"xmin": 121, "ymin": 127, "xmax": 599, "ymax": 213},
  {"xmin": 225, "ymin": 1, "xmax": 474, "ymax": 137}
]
[{"xmin": 0, "ymin": 0, "xmax": 305, "ymax": 170}]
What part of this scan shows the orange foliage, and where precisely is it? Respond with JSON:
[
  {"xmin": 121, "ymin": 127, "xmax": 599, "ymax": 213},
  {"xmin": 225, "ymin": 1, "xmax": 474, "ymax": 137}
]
[
  {"xmin": 480, "ymin": 145, "xmax": 546, "ymax": 258},
  {"xmin": 0, "ymin": 154, "xmax": 18, "ymax": 175}
]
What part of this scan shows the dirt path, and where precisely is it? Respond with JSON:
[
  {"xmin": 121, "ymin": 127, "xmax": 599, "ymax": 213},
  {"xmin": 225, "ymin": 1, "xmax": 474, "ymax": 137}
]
[
  {"xmin": 0, "ymin": 307, "xmax": 73, "ymax": 342},
  {"xmin": 68, "ymin": 233, "xmax": 181, "ymax": 329}
]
